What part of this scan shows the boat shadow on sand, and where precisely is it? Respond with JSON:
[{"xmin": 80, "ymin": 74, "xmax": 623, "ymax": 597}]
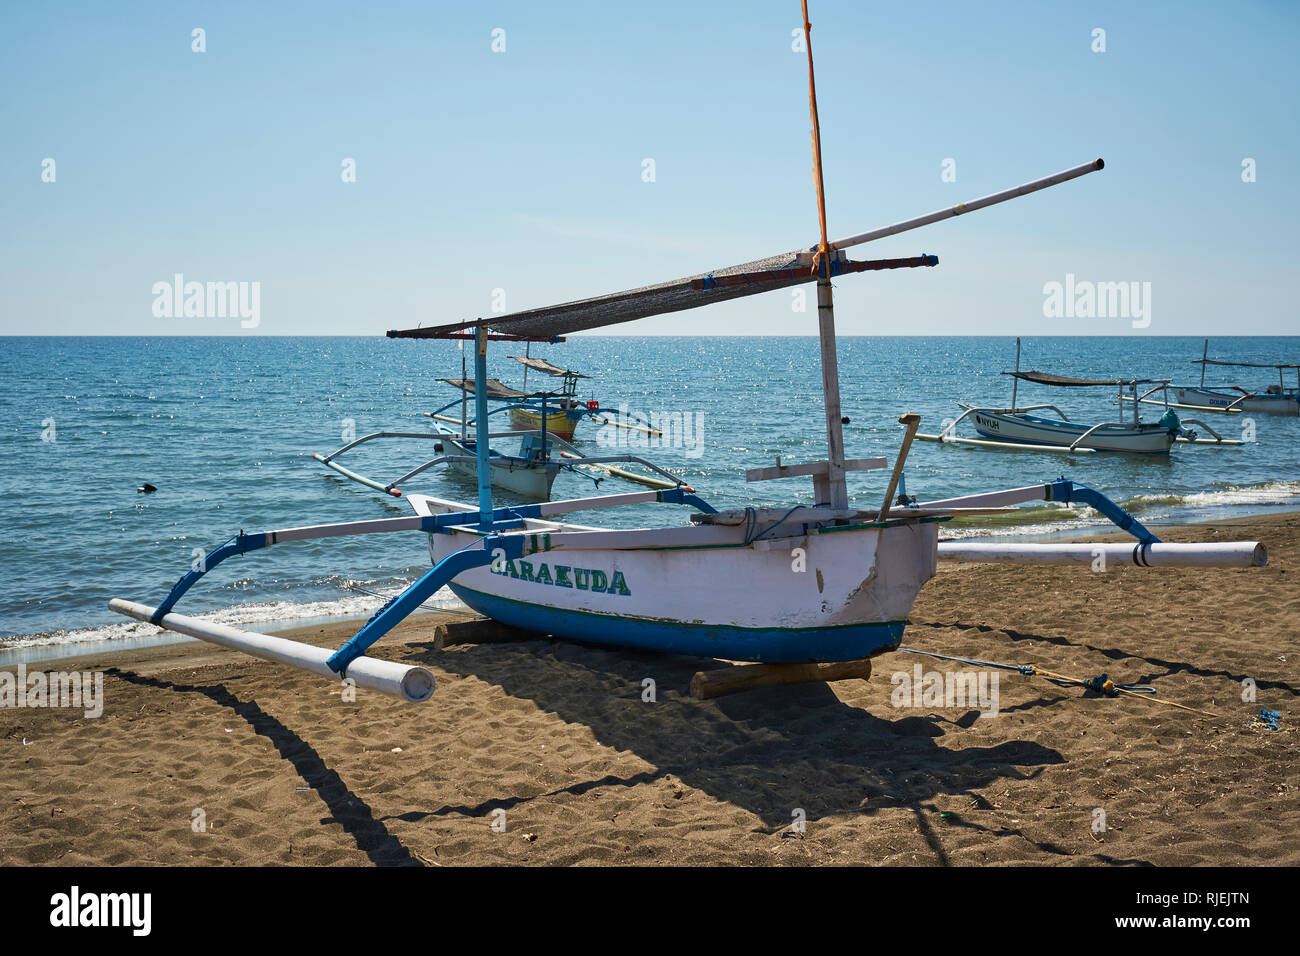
[
  {"xmin": 400, "ymin": 636, "xmax": 1147, "ymax": 862},
  {"xmin": 106, "ymin": 669, "xmax": 425, "ymax": 867}
]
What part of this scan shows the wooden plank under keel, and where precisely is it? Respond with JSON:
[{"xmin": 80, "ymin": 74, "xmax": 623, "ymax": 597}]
[
  {"xmin": 433, "ymin": 617, "xmax": 541, "ymax": 650},
  {"xmin": 689, "ymin": 657, "xmax": 873, "ymax": 699}
]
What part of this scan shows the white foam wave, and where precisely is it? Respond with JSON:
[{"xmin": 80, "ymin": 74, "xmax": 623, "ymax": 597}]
[{"xmin": 2, "ymin": 583, "xmax": 468, "ymax": 650}]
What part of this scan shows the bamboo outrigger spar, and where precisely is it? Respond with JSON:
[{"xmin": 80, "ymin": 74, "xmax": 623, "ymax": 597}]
[{"xmin": 108, "ymin": 3, "xmax": 1265, "ymax": 704}]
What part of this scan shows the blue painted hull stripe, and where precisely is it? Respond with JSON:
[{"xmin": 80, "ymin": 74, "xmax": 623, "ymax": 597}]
[{"xmin": 448, "ymin": 584, "xmax": 905, "ymax": 664}]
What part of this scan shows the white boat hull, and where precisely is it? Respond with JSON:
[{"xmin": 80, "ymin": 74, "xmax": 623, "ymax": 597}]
[
  {"xmin": 439, "ymin": 434, "xmax": 559, "ymax": 499},
  {"xmin": 970, "ymin": 409, "xmax": 1175, "ymax": 454},
  {"xmin": 1174, "ymin": 387, "xmax": 1299, "ymax": 416},
  {"xmin": 409, "ymin": 495, "xmax": 939, "ymax": 663}
]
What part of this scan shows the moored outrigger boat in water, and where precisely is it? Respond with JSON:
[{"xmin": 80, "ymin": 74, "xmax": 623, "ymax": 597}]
[
  {"xmin": 502, "ymin": 352, "xmax": 598, "ymax": 441},
  {"xmin": 110, "ymin": 2, "xmax": 1267, "ymax": 703},
  {"xmin": 1117, "ymin": 339, "xmax": 1300, "ymax": 417},
  {"xmin": 313, "ymin": 352, "xmax": 681, "ymax": 501},
  {"xmin": 917, "ymin": 338, "xmax": 1242, "ymax": 454}
]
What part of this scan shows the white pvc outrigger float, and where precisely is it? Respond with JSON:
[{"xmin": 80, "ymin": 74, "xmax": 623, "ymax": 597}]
[
  {"xmin": 937, "ymin": 541, "xmax": 1267, "ymax": 568},
  {"xmin": 110, "ymin": 599, "xmax": 436, "ymax": 702}
]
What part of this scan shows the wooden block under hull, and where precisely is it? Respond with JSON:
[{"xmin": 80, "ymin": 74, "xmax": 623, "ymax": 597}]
[
  {"xmin": 689, "ymin": 658, "xmax": 873, "ymax": 700},
  {"xmin": 433, "ymin": 617, "xmax": 542, "ymax": 650}
]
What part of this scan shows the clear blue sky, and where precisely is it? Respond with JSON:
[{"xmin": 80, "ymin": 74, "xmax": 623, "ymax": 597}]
[{"xmin": 2, "ymin": 0, "xmax": 1296, "ymax": 335}]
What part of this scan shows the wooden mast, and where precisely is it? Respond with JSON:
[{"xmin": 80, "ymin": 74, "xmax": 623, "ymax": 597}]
[
  {"xmin": 1011, "ymin": 336, "xmax": 1021, "ymax": 409},
  {"xmin": 474, "ymin": 324, "xmax": 493, "ymax": 522},
  {"xmin": 801, "ymin": 0, "xmax": 848, "ymax": 510}
]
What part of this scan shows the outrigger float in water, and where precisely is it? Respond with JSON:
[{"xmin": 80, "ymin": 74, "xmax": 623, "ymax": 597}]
[
  {"xmin": 110, "ymin": 2, "xmax": 1267, "ymax": 702},
  {"xmin": 918, "ymin": 338, "xmax": 1242, "ymax": 455}
]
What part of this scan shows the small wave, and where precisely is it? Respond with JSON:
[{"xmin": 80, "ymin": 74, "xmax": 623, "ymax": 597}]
[
  {"xmin": 1128, "ymin": 481, "xmax": 1300, "ymax": 512},
  {"xmin": 939, "ymin": 480, "xmax": 1300, "ymax": 538},
  {"xmin": 944, "ymin": 502, "xmax": 1084, "ymax": 530},
  {"xmin": 2, "ymin": 583, "xmax": 468, "ymax": 651}
]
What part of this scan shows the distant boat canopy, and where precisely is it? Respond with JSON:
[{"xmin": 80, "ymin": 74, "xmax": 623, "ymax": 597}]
[
  {"xmin": 1002, "ymin": 371, "xmax": 1172, "ymax": 388},
  {"xmin": 508, "ymin": 355, "xmax": 588, "ymax": 379}
]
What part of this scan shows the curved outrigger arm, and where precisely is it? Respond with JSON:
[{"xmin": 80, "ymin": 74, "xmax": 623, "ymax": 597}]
[
  {"xmin": 314, "ymin": 427, "xmax": 696, "ymax": 496},
  {"xmin": 915, "ymin": 479, "xmax": 1266, "ymax": 568},
  {"xmin": 916, "ymin": 479, "xmax": 1161, "ymax": 543},
  {"xmin": 937, "ymin": 403, "xmax": 1072, "ymax": 440},
  {"xmin": 108, "ymin": 485, "xmax": 715, "ymax": 701}
]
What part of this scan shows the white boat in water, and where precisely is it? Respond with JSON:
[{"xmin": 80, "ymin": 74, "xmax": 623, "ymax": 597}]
[
  {"xmin": 919, "ymin": 339, "xmax": 1241, "ymax": 454},
  {"xmin": 108, "ymin": 2, "xmax": 1266, "ymax": 703},
  {"xmin": 312, "ymin": 371, "xmax": 684, "ymax": 502},
  {"xmin": 963, "ymin": 402, "xmax": 1178, "ymax": 454},
  {"xmin": 1171, "ymin": 386, "xmax": 1298, "ymax": 415},
  {"xmin": 1121, "ymin": 340, "xmax": 1300, "ymax": 416},
  {"xmin": 434, "ymin": 429, "xmax": 561, "ymax": 500}
]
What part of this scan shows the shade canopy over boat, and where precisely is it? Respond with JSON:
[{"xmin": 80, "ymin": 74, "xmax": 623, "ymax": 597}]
[
  {"xmin": 1003, "ymin": 371, "xmax": 1172, "ymax": 388},
  {"xmin": 388, "ymin": 253, "xmax": 941, "ymax": 340},
  {"xmin": 509, "ymin": 355, "xmax": 588, "ymax": 378},
  {"xmin": 385, "ymin": 157, "xmax": 1101, "ymax": 342},
  {"xmin": 437, "ymin": 377, "xmax": 545, "ymax": 400},
  {"xmin": 1192, "ymin": 358, "xmax": 1299, "ymax": 370}
]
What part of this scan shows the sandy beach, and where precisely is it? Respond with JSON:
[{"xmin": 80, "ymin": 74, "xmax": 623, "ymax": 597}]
[{"xmin": 3, "ymin": 512, "xmax": 1295, "ymax": 867}]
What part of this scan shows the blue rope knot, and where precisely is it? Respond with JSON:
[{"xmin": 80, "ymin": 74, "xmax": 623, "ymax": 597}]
[
  {"xmin": 1083, "ymin": 674, "xmax": 1119, "ymax": 697},
  {"xmin": 1259, "ymin": 709, "xmax": 1281, "ymax": 730},
  {"xmin": 1079, "ymin": 674, "xmax": 1156, "ymax": 696}
]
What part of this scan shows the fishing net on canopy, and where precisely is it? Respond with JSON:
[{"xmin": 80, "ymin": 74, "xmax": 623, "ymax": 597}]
[
  {"xmin": 397, "ymin": 250, "xmax": 824, "ymax": 339},
  {"xmin": 386, "ymin": 250, "xmax": 936, "ymax": 340}
]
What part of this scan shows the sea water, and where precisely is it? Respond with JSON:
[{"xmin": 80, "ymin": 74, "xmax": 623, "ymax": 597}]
[{"xmin": 2, "ymin": 335, "xmax": 1296, "ymax": 657}]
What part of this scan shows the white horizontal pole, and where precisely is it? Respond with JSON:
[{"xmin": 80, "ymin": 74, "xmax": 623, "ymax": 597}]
[
  {"xmin": 914, "ymin": 433, "xmax": 1098, "ymax": 453},
  {"xmin": 109, "ymin": 599, "xmax": 435, "ymax": 703},
  {"xmin": 817, "ymin": 159, "xmax": 1104, "ymax": 252},
  {"xmin": 915, "ymin": 484, "xmax": 1054, "ymax": 510},
  {"xmin": 268, "ymin": 516, "xmax": 428, "ymax": 544},
  {"xmin": 937, "ymin": 541, "xmax": 1267, "ymax": 568},
  {"xmin": 532, "ymin": 488, "xmax": 670, "ymax": 516},
  {"xmin": 746, "ymin": 457, "xmax": 887, "ymax": 483}
]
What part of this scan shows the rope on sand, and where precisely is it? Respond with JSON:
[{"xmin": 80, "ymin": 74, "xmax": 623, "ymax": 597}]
[{"xmin": 896, "ymin": 647, "xmax": 1221, "ymax": 719}]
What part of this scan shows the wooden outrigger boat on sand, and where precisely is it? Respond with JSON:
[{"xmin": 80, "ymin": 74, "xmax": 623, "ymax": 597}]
[
  {"xmin": 1118, "ymin": 339, "xmax": 1300, "ymax": 416},
  {"xmin": 109, "ymin": 2, "xmax": 1266, "ymax": 703},
  {"xmin": 918, "ymin": 338, "xmax": 1241, "ymax": 454}
]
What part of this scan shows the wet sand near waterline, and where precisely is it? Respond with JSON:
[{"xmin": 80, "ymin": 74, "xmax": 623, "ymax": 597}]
[{"xmin": 2, "ymin": 513, "xmax": 1296, "ymax": 866}]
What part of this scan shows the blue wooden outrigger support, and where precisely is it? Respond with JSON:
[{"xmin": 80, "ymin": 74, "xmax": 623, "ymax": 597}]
[{"xmin": 115, "ymin": 326, "xmax": 718, "ymax": 698}]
